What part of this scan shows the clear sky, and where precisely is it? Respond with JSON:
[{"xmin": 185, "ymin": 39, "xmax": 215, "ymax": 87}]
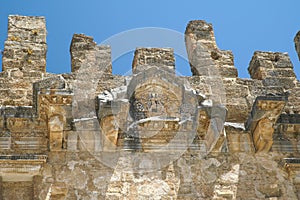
[{"xmin": 1, "ymin": 0, "xmax": 300, "ymax": 78}]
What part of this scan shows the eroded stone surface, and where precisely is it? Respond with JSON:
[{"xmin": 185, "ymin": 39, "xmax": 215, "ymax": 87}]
[
  {"xmin": 185, "ymin": 20, "xmax": 238, "ymax": 78},
  {"xmin": 0, "ymin": 15, "xmax": 300, "ymax": 199},
  {"xmin": 70, "ymin": 33, "xmax": 112, "ymax": 74},
  {"xmin": 0, "ymin": 15, "xmax": 50, "ymax": 106},
  {"xmin": 132, "ymin": 47, "xmax": 175, "ymax": 73}
]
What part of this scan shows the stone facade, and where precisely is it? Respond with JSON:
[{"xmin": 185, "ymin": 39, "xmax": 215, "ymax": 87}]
[{"xmin": 0, "ymin": 15, "xmax": 300, "ymax": 199}]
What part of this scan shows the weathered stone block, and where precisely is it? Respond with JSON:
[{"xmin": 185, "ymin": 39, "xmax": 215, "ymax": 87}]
[
  {"xmin": 262, "ymin": 77, "xmax": 296, "ymax": 89},
  {"xmin": 3, "ymin": 16, "xmax": 47, "ymax": 72},
  {"xmin": 226, "ymin": 126, "xmax": 254, "ymax": 152},
  {"xmin": 66, "ymin": 131, "xmax": 78, "ymax": 151},
  {"xmin": 132, "ymin": 47, "xmax": 175, "ymax": 73},
  {"xmin": 70, "ymin": 33, "xmax": 112, "ymax": 74},
  {"xmin": 246, "ymin": 96, "xmax": 286, "ymax": 152},
  {"xmin": 7, "ymin": 15, "xmax": 46, "ymax": 43},
  {"xmin": 48, "ymin": 151, "xmax": 66, "ymax": 164},
  {"xmin": 185, "ymin": 20, "xmax": 238, "ymax": 78},
  {"xmin": 225, "ymin": 102, "xmax": 249, "ymax": 123},
  {"xmin": 2, "ymin": 181, "xmax": 34, "ymax": 200},
  {"xmin": 248, "ymin": 51, "xmax": 295, "ymax": 80},
  {"xmin": 185, "ymin": 20, "xmax": 217, "ymax": 48},
  {"xmin": 257, "ymin": 184, "xmax": 281, "ymax": 198},
  {"xmin": 1, "ymin": 15, "xmax": 47, "ymax": 106},
  {"xmin": 217, "ymin": 66, "xmax": 238, "ymax": 78}
]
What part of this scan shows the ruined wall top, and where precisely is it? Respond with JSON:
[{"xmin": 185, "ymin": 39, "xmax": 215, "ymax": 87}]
[
  {"xmin": 2, "ymin": 15, "xmax": 47, "ymax": 73},
  {"xmin": 185, "ymin": 20, "xmax": 217, "ymax": 49},
  {"xmin": 0, "ymin": 15, "xmax": 48, "ymax": 106},
  {"xmin": 185, "ymin": 20, "xmax": 238, "ymax": 78},
  {"xmin": 132, "ymin": 47, "xmax": 175, "ymax": 73},
  {"xmin": 7, "ymin": 15, "xmax": 46, "ymax": 44},
  {"xmin": 1, "ymin": 15, "xmax": 300, "ymax": 199},
  {"xmin": 70, "ymin": 33, "xmax": 112, "ymax": 74},
  {"xmin": 248, "ymin": 51, "xmax": 297, "ymax": 89}
]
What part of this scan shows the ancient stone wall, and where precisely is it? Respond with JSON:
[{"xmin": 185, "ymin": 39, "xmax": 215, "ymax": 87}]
[
  {"xmin": 185, "ymin": 20, "xmax": 238, "ymax": 78},
  {"xmin": 70, "ymin": 33, "xmax": 112, "ymax": 74},
  {"xmin": 0, "ymin": 15, "xmax": 300, "ymax": 199},
  {"xmin": 132, "ymin": 47, "xmax": 175, "ymax": 73},
  {"xmin": 0, "ymin": 15, "xmax": 51, "ymax": 106}
]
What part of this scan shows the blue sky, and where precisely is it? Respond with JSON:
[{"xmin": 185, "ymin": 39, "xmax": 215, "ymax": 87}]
[{"xmin": 1, "ymin": 0, "xmax": 300, "ymax": 78}]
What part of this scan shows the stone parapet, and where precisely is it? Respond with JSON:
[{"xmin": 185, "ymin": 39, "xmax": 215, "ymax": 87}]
[
  {"xmin": 70, "ymin": 33, "xmax": 112, "ymax": 74},
  {"xmin": 2, "ymin": 15, "xmax": 47, "ymax": 73},
  {"xmin": 0, "ymin": 15, "xmax": 48, "ymax": 106},
  {"xmin": 132, "ymin": 47, "xmax": 175, "ymax": 73},
  {"xmin": 248, "ymin": 51, "xmax": 296, "ymax": 89},
  {"xmin": 0, "ymin": 15, "xmax": 299, "ymax": 199},
  {"xmin": 185, "ymin": 20, "xmax": 238, "ymax": 78}
]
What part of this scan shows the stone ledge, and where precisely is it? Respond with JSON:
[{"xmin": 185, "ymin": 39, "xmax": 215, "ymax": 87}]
[
  {"xmin": 281, "ymin": 158, "xmax": 300, "ymax": 172},
  {"xmin": 0, "ymin": 154, "xmax": 47, "ymax": 181},
  {"xmin": 0, "ymin": 154, "xmax": 47, "ymax": 162}
]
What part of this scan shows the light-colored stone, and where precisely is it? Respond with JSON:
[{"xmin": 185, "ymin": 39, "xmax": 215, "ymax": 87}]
[{"xmin": 0, "ymin": 15, "xmax": 300, "ymax": 200}]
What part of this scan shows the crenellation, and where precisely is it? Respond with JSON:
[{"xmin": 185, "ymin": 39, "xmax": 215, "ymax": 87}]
[
  {"xmin": 185, "ymin": 20, "xmax": 238, "ymax": 78},
  {"xmin": 1, "ymin": 15, "xmax": 48, "ymax": 107},
  {"xmin": 0, "ymin": 15, "xmax": 300, "ymax": 199},
  {"xmin": 3, "ymin": 15, "xmax": 47, "ymax": 73},
  {"xmin": 132, "ymin": 47, "xmax": 175, "ymax": 73},
  {"xmin": 7, "ymin": 15, "xmax": 46, "ymax": 43},
  {"xmin": 185, "ymin": 20, "xmax": 217, "ymax": 48},
  {"xmin": 248, "ymin": 51, "xmax": 296, "ymax": 80},
  {"xmin": 70, "ymin": 33, "xmax": 112, "ymax": 74}
]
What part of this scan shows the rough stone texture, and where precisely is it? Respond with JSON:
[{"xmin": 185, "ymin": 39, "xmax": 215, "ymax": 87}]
[
  {"xmin": 2, "ymin": 15, "xmax": 47, "ymax": 72},
  {"xmin": 246, "ymin": 96, "xmax": 286, "ymax": 152},
  {"xmin": 185, "ymin": 20, "xmax": 238, "ymax": 78},
  {"xmin": 0, "ymin": 15, "xmax": 53, "ymax": 106},
  {"xmin": 70, "ymin": 33, "xmax": 112, "ymax": 74},
  {"xmin": 132, "ymin": 47, "xmax": 175, "ymax": 73},
  {"xmin": 0, "ymin": 15, "xmax": 300, "ymax": 199},
  {"xmin": 2, "ymin": 181, "xmax": 33, "ymax": 200},
  {"xmin": 247, "ymin": 51, "xmax": 300, "ymax": 115},
  {"xmin": 295, "ymin": 31, "xmax": 300, "ymax": 61},
  {"xmin": 248, "ymin": 51, "xmax": 296, "ymax": 89}
]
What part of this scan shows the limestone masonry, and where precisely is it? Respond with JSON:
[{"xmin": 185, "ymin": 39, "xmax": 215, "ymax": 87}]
[{"xmin": 0, "ymin": 15, "xmax": 300, "ymax": 199}]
